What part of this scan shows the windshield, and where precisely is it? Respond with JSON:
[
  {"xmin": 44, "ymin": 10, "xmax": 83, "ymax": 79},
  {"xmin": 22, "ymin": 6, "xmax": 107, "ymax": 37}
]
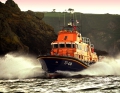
[
  {"xmin": 59, "ymin": 44, "xmax": 65, "ymax": 48},
  {"xmin": 54, "ymin": 44, "xmax": 58, "ymax": 48},
  {"xmin": 66, "ymin": 44, "xmax": 71, "ymax": 48},
  {"xmin": 52, "ymin": 43, "xmax": 76, "ymax": 48}
]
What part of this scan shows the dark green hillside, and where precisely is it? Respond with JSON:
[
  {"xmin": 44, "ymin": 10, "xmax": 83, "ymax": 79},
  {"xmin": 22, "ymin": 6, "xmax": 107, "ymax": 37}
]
[{"xmin": 43, "ymin": 12, "xmax": 120, "ymax": 55}]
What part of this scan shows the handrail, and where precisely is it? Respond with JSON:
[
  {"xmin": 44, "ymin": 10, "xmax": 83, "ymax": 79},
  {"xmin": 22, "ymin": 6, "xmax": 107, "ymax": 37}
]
[{"xmin": 82, "ymin": 37, "xmax": 91, "ymax": 45}]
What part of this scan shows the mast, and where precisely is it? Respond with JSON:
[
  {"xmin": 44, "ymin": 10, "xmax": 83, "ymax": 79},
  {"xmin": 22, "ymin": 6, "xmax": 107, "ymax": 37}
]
[
  {"xmin": 80, "ymin": 13, "xmax": 82, "ymax": 34},
  {"xmin": 63, "ymin": 11, "xmax": 66, "ymax": 26},
  {"xmin": 58, "ymin": 12, "xmax": 61, "ymax": 30}
]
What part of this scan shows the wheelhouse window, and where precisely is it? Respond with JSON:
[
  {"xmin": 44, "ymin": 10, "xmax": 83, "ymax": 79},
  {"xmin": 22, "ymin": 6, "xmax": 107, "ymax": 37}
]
[
  {"xmin": 54, "ymin": 44, "xmax": 58, "ymax": 48},
  {"xmin": 66, "ymin": 44, "xmax": 71, "ymax": 48},
  {"xmin": 52, "ymin": 43, "xmax": 77, "ymax": 48},
  {"xmin": 59, "ymin": 44, "xmax": 65, "ymax": 48}
]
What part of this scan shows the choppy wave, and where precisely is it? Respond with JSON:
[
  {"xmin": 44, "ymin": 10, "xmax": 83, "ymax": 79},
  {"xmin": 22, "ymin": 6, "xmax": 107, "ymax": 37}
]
[{"xmin": 0, "ymin": 76, "xmax": 120, "ymax": 92}]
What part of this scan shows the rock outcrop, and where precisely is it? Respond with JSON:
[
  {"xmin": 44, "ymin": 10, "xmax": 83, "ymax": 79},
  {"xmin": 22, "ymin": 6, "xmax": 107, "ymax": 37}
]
[
  {"xmin": 5, "ymin": 0, "xmax": 21, "ymax": 11},
  {"xmin": 0, "ymin": 0, "xmax": 57, "ymax": 55}
]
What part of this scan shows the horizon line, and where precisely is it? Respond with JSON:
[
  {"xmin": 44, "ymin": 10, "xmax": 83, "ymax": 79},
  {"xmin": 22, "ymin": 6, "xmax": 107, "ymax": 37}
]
[{"xmin": 22, "ymin": 10, "xmax": 120, "ymax": 15}]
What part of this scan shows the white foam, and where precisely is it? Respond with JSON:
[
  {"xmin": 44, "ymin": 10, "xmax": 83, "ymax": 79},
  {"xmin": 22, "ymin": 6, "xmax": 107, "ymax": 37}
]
[
  {"xmin": 0, "ymin": 53, "xmax": 43, "ymax": 79},
  {"xmin": 79, "ymin": 56, "xmax": 120, "ymax": 76},
  {"xmin": 57, "ymin": 55, "xmax": 120, "ymax": 76}
]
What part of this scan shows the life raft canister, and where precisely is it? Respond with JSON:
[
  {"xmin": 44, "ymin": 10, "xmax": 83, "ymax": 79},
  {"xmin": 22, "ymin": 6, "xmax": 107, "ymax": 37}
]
[{"xmin": 91, "ymin": 48, "xmax": 94, "ymax": 53}]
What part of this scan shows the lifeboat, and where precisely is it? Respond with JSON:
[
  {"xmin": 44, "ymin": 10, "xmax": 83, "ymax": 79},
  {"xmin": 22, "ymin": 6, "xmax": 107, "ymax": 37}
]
[{"xmin": 37, "ymin": 17, "xmax": 98, "ymax": 78}]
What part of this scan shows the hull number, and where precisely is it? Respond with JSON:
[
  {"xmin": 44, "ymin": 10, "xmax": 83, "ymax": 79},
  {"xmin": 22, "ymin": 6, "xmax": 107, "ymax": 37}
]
[{"xmin": 64, "ymin": 61, "xmax": 72, "ymax": 66}]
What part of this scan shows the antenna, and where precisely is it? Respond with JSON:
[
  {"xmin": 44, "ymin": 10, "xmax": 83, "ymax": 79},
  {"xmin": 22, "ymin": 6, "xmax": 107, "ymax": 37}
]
[
  {"xmin": 64, "ymin": 11, "xmax": 65, "ymax": 26},
  {"xmin": 58, "ymin": 12, "xmax": 60, "ymax": 30},
  {"xmin": 71, "ymin": 10, "xmax": 74, "ymax": 27}
]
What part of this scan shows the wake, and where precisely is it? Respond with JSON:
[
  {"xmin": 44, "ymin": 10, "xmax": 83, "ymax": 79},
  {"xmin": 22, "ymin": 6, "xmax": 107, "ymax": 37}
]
[{"xmin": 57, "ymin": 55, "xmax": 120, "ymax": 77}]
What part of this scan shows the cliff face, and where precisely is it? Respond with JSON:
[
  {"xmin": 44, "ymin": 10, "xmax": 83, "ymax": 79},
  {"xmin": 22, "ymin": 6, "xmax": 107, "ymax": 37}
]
[{"xmin": 0, "ymin": 0, "xmax": 57, "ymax": 55}]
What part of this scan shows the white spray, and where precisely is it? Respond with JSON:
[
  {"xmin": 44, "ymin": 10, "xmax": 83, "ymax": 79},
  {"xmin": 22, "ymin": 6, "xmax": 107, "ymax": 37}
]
[
  {"xmin": 78, "ymin": 56, "xmax": 120, "ymax": 76},
  {"xmin": 0, "ymin": 53, "xmax": 43, "ymax": 79},
  {"xmin": 57, "ymin": 55, "xmax": 120, "ymax": 77}
]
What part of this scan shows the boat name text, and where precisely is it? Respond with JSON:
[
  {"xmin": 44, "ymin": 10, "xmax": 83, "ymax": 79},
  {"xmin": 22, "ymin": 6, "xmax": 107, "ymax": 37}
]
[{"xmin": 64, "ymin": 61, "xmax": 72, "ymax": 66}]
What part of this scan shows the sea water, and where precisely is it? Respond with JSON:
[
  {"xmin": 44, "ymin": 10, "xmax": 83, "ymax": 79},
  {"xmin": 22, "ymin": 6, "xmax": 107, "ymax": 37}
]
[{"xmin": 0, "ymin": 53, "xmax": 120, "ymax": 93}]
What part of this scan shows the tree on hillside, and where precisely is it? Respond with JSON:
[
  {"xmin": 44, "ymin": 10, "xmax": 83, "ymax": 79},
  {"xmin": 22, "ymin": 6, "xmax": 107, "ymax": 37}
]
[
  {"xmin": 52, "ymin": 9, "xmax": 56, "ymax": 12},
  {"xmin": 68, "ymin": 8, "xmax": 74, "ymax": 13}
]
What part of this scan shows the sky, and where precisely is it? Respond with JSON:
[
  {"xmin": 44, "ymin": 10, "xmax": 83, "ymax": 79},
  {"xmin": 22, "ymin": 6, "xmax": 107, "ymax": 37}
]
[{"xmin": 1, "ymin": 0, "xmax": 120, "ymax": 14}]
